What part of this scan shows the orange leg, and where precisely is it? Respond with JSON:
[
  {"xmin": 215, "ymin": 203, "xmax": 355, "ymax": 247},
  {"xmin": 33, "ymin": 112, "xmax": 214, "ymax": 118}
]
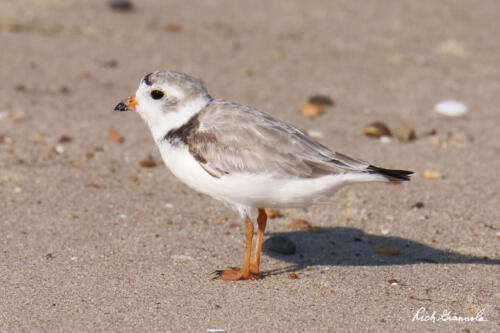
[
  {"xmin": 217, "ymin": 217, "xmax": 261, "ymax": 281},
  {"xmin": 250, "ymin": 208, "xmax": 267, "ymax": 275}
]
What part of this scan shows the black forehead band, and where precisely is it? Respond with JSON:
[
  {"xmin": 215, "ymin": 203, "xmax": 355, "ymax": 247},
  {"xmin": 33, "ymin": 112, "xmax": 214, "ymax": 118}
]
[{"xmin": 143, "ymin": 73, "xmax": 154, "ymax": 85}]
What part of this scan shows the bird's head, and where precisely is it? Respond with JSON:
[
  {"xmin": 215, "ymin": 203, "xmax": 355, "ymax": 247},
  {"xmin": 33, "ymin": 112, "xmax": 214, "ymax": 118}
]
[{"xmin": 115, "ymin": 70, "xmax": 211, "ymax": 140}]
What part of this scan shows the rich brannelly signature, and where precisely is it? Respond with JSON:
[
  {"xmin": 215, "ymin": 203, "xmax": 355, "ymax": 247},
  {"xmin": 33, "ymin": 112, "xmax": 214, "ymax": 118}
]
[{"xmin": 412, "ymin": 307, "xmax": 488, "ymax": 323}]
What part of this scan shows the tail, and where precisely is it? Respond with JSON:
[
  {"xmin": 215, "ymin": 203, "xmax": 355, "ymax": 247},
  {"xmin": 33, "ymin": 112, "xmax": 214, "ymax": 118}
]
[{"xmin": 367, "ymin": 165, "xmax": 413, "ymax": 181}]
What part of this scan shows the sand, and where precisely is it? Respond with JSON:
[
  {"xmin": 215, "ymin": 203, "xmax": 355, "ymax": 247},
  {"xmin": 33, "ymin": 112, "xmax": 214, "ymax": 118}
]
[{"xmin": 0, "ymin": 0, "xmax": 499, "ymax": 332}]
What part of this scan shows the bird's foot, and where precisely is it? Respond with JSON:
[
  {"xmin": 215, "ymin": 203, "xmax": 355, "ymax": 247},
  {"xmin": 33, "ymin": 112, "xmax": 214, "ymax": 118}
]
[{"xmin": 214, "ymin": 267, "xmax": 262, "ymax": 281}]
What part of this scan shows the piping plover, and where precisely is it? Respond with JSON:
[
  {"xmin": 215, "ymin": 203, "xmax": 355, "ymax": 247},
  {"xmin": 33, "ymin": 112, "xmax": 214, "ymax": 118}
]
[{"xmin": 115, "ymin": 70, "xmax": 412, "ymax": 281}]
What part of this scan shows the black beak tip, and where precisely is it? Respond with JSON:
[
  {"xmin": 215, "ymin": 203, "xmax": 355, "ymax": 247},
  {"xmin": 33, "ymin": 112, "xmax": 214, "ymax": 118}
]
[{"xmin": 114, "ymin": 102, "xmax": 128, "ymax": 112}]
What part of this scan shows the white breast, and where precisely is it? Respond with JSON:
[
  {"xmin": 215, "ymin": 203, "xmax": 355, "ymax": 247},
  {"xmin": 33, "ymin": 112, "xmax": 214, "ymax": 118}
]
[{"xmin": 157, "ymin": 141, "xmax": 235, "ymax": 202}]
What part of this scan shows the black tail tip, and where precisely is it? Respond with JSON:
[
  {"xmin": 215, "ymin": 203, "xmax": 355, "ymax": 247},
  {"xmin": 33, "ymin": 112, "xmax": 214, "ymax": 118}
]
[{"xmin": 368, "ymin": 165, "xmax": 413, "ymax": 181}]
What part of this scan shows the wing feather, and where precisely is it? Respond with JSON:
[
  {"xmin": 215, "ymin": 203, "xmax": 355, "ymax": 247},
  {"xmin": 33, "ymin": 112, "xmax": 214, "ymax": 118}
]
[{"xmin": 188, "ymin": 100, "xmax": 370, "ymax": 178}]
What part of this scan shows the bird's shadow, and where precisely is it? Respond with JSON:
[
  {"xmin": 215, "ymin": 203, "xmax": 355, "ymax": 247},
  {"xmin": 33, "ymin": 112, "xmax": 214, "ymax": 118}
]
[{"xmin": 261, "ymin": 227, "xmax": 500, "ymax": 276}]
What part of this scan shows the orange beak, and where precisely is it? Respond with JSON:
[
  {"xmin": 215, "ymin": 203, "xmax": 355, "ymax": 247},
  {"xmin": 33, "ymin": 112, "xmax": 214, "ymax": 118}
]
[{"xmin": 114, "ymin": 95, "xmax": 139, "ymax": 112}]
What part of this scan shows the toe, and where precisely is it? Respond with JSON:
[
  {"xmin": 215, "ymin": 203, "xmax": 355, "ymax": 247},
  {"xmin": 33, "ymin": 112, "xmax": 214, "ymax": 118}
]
[{"xmin": 214, "ymin": 268, "xmax": 263, "ymax": 281}]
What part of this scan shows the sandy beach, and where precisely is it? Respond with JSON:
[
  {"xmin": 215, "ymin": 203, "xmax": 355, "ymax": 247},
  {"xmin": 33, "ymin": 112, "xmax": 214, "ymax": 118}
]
[{"xmin": 1, "ymin": 1, "xmax": 499, "ymax": 331}]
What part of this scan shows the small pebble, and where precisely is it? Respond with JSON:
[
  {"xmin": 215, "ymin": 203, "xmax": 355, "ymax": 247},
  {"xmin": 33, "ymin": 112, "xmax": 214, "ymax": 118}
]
[
  {"xmin": 308, "ymin": 95, "xmax": 334, "ymax": 106},
  {"xmin": 12, "ymin": 187, "xmax": 23, "ymax": 194},
  {"xmin": 96, "ymin": 59, "xmax": 118, "ymax": 68},
  {"xmin": 393, "ymin": 121, "xmax": 415, "ymax": 142},
  {"xmin": 140, "ymin": 158, "xmax": 157, "ymax": 168},
  {"xmin": 287, "ymin": 219, "xmax": 311, "ymax": 230},
  {"xmin": 434, "ymin": 100, "xmax": 468, "ymax": 117},
  {"xmin": 165, "ymin": 24, "xmax": 182, "ymax": 33},
  {"xmin": 375, "ymin": 245, "xmax": 400, "ymax": 256},
  {"xmin": 58, "ymin": 135, "xmax": 73, "ymax": 143},
  {"xmin": 60, "ymin": 85, "xmax": 71, "ymax": 94},
  {"xmin": 264, "ymin": 208, "xmax": 280, "ymax": 219},
  {"xmin": 424, "ymin": 129, "xmax": 437, "ymax": 137},
  {"xmin": 15, "ymin": 84, "xmax": 27, "ymax": 92},
  {"xmin": 411, "ymin": 202, "xmax": 424, "ymax": 209},
  {"xmin": 301, "ymin": 102, "xmax": 324, "ymax": 117},
  {"xmin": 423, "ymin": 169, "xmax": 442, "ymax": 180},
  {"xmin": 109, "ymin": 0, "xmax": 133, "ymax": 12},
  {"xmin": 364, "ymin": 122, "xmax": 391, "ymax": 138},
  {"xmin": 263, "ymin": 236, "xmax": 296, "ymax": 254},
  {"xmin": 108, "ymin": 128, "xmax": 123, "ymax": 143}
]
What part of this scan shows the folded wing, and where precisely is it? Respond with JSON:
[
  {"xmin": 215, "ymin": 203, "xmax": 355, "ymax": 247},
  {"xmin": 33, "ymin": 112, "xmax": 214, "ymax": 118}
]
[{"xmin": 187, "ymin": 100, "xmax": 375, "ymax": 179}]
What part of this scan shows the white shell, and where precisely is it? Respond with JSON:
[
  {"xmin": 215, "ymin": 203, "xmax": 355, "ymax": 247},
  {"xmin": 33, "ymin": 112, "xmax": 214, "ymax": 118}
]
[
  {"xmin": 434, "ymin": 100, "xmax": 468, "ymax": 117},
  {"xmin": 380, "ymin": 135, "xmax": 392, "ymax": 144},
  {"xmin": 307, "ymin": 129, "xmax": 325, "ymax": 139}
]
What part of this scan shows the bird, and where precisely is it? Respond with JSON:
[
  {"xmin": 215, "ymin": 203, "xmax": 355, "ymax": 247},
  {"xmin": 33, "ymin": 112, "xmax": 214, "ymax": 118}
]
[{"xmin": 114, "ymin": 70, "xmax": 412, "ymax": 281}]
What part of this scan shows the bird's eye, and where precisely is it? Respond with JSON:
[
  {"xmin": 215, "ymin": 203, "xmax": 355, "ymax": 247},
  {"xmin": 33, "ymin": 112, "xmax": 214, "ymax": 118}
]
[{"xmin": 150, "ymin": 89, "xmax": 165, "ymax": 100}]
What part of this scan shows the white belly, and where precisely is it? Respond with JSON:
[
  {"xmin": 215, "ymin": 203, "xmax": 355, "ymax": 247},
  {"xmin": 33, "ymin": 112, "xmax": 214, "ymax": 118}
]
[{"xmin": 157, "ymin": 142, "xmax": 382, "ymax": 216}]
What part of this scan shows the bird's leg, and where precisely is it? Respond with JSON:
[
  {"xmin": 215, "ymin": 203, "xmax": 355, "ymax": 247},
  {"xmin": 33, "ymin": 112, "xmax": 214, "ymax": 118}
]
[
  {"xmin": 241, "ymin": 217, "xmax": 253, "ymax": 278},
  {"xmin": 250, "ymin": 208, "xmax": 267, "ymax": 275},
  {"xmin": 216, "ymin": 217, "xmax": 261, "ymax": 280}
]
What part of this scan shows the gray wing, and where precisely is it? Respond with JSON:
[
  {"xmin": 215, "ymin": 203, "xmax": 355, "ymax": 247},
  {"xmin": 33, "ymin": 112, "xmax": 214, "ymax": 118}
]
[{"xmin": 188, "ymin": 100, "xmax": 371, "ymax": 178}]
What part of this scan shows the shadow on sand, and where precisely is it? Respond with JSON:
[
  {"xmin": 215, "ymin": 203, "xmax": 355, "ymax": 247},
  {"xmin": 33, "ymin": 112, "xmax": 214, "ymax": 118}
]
[{"xmin": 262, "ymin": 227, "xmax": 500, "ymax": 276}]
